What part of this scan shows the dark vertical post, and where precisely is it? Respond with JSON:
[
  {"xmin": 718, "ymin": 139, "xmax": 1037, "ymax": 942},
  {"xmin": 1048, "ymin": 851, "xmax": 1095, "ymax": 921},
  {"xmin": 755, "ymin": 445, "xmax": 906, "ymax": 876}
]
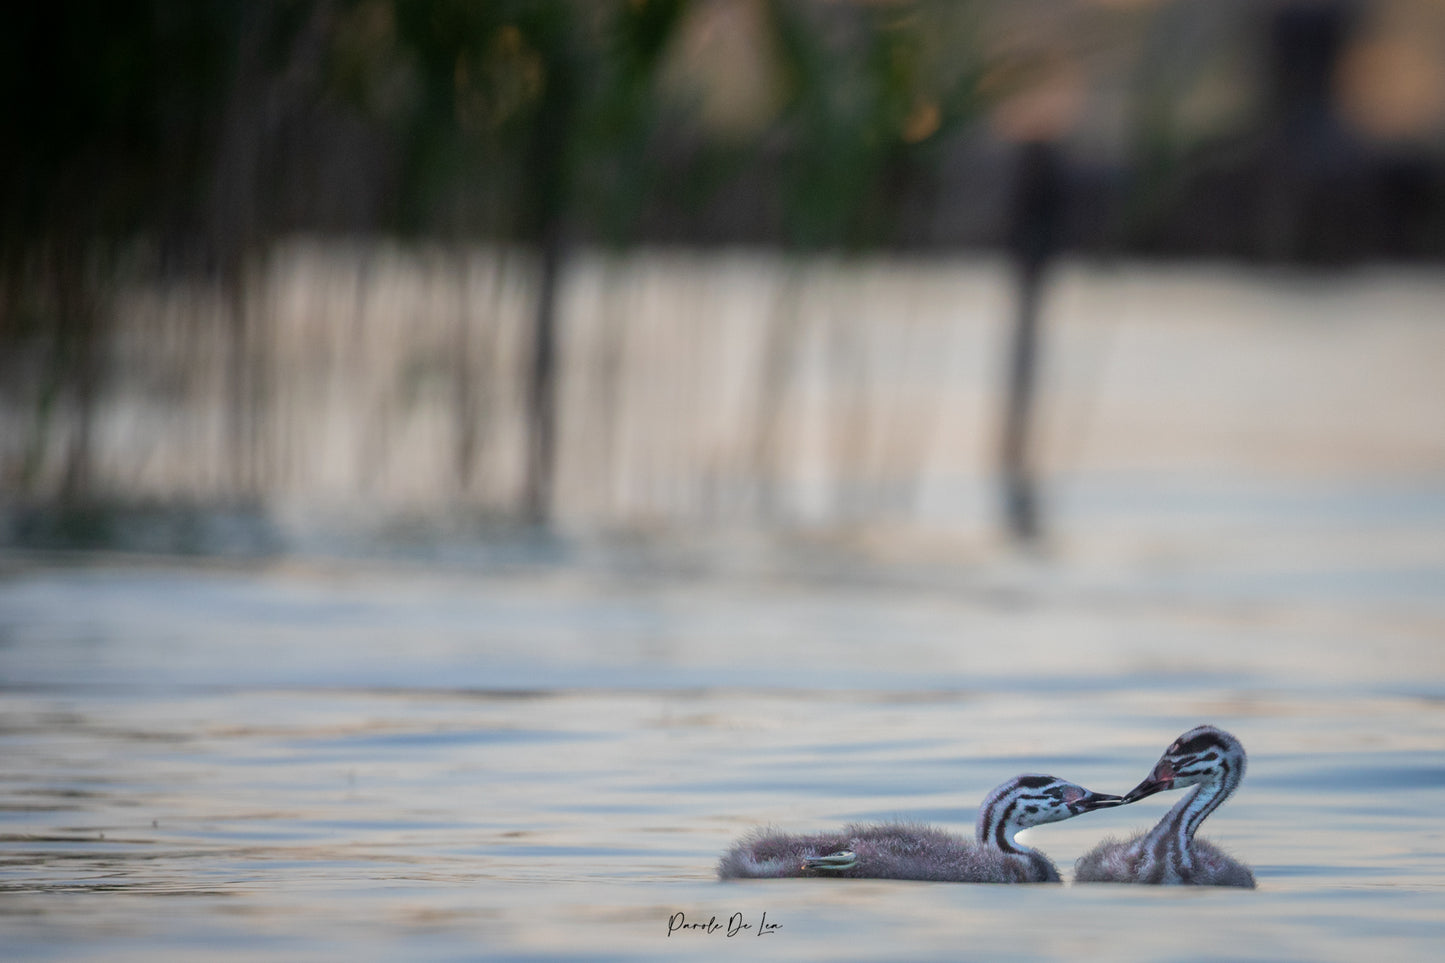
[
  {"xmin": 525, "ymin": 219, "xmax": 563, "ymax": 525},
  {"xmin": 521, "ymin": 34, "xmax": 577, "ymax": 528},
  {"xmin": 1001, "ymin": 140, "xmax": 1065, "ymax": 542},
  {"xmin": 212, "ymin": 6, "xmax": 266, "ymax": 503},
  {"xmin": 1257, "ymin": 0, "xmax": 1362, "ymax": 262}
]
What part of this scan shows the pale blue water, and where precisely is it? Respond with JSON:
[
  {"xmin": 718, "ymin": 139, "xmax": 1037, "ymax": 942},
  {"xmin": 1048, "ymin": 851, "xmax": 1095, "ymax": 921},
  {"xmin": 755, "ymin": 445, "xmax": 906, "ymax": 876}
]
[{"xmin": 2, "ymin": 498, "xmax": 1444, "ymax": 961}]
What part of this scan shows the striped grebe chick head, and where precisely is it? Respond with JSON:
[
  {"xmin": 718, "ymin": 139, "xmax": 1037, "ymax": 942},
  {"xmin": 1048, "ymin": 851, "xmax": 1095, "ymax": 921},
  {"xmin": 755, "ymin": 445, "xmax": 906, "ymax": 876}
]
[
  {"xmin": 976, "ymin": 774, "xmax": 1122, "ymax": 854},
  {"xmin": 1123, "ymin": 725, "xmax": 1246, "ymax": 803}
]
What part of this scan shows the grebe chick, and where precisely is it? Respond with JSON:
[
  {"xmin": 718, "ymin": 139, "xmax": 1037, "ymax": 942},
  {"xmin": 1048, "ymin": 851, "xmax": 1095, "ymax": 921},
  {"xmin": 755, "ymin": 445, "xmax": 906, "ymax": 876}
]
[
  {"xmin": 1075, "ymin": 725, "xmax": 1255, "ymax": 888},
  {"xmin": 718, "ymin": 774, "xmax": 1121, "ymax": 883}
]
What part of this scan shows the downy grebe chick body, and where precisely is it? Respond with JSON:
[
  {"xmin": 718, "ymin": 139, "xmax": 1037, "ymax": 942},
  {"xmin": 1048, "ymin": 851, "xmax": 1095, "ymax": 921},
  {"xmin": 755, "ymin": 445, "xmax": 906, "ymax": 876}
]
[
  {"xmin": 1075, "ymin": 725, "xmax": 1255, "ymax": 888},
  {"xmin": 719, "ymin": 774, "xmax": 1121, "ymax": 883}
]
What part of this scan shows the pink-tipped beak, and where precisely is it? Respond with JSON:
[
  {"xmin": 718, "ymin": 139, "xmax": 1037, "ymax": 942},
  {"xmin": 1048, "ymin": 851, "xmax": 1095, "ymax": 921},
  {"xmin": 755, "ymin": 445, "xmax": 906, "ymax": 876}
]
[{"xmin": 1123, "ymin": 761, "xmax": 1176, "ymax": 802}]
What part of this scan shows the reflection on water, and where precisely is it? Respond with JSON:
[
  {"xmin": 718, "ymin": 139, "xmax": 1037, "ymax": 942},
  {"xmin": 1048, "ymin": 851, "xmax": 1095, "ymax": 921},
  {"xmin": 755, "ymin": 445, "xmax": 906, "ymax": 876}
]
[
  {"xmin": 6, "ymin": 254, "xmax": 1445, "ymax": 537},
  {"xmin": 2, "ymin": 538, "xmax": 1444, "ymax": 961}
]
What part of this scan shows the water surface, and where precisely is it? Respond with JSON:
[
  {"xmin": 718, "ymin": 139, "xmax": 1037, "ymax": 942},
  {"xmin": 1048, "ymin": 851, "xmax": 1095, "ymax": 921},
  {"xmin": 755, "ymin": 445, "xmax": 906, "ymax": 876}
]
[{"xmin": 2, "ymin": 531, "xmax": 1444, "ymax": 961}]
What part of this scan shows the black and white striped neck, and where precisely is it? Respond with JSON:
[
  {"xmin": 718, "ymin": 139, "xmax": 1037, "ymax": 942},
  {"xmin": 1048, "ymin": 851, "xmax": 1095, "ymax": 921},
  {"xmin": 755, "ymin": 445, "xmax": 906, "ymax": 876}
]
[
  {"xmin": 975, "ymin": 774, "xmax": 1072, "ymax": 855},
  {"xmin": 1145, "ymin": 743, "xmax": 1245, "ymax": 876}
]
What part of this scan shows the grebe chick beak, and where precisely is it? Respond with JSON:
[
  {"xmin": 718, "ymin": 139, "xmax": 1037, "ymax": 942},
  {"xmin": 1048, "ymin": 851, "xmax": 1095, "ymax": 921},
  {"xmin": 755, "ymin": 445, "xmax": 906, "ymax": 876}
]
[
  {"xmin": 1123, "ymin": 761, "xmax": 1176, "ymax": 803},
  {"xmin": 1074, "ymin": 791, "xmax": 1124, "ymax": 813},
  {"xmin": 802, "ymin": 850, "xmax": 858, "ymax": 872}
]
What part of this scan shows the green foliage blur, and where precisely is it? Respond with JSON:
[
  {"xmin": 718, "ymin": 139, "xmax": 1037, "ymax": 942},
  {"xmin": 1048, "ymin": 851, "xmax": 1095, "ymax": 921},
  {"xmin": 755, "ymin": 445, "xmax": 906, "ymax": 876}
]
[
  {"xmin": 0, "ymin": 0, "xmax": 996, "ymax": 507},
  {"xmin": 0, "ymin": 0, "xmax": 991, "ymax": 264}
]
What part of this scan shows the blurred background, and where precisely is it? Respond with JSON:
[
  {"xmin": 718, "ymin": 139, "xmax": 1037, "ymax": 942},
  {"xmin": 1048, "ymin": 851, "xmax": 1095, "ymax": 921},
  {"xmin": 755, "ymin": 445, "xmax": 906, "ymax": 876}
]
[
  {"xmin": 2, "ymin": 0, "xmax": 1442, "ymax": 554},
  {"xmin": 4, "ymin": 4, "xmax": 1445, "ymax": 960}
]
